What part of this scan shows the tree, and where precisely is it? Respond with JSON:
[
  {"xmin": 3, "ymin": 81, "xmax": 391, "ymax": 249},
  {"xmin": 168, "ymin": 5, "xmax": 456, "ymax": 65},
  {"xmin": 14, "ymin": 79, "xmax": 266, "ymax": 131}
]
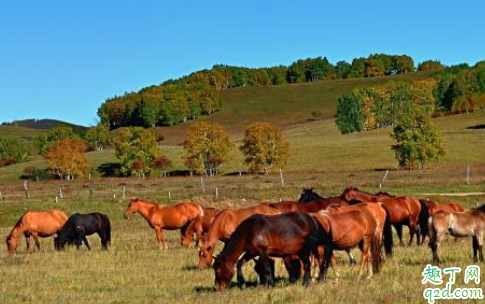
[
  {"xmin": 240, "ymin": 122, "xmax": 289, "ymax": 174},
  {"xmin": 153, "ymin": 155, "xmax": 173, "ymax": 177},
  {"xmin": 418, "ymin": 60, "xmax": 444, "ymax": 72},
  {"xmin": 44, "ymin": 139, "xmax": 88, "ymax": 180},
  {"xmin": 85, "ymin": 124, "xmax": 111, "ymax": 151},
  {"xmin": 183, "ymin": 122, "xmax": 233, "ymax": 176},
  {"xmin": 391, "ymin": 105, "xmax": 445, "ymax": 169},
  {"xmin": 0, "ymin": 137, "xmax": 29, "ymax": 167},
  {"xmin": 37, "ymin": 126, "xmax": 79, "ymax": 155},
  {"xmin": 335, "ymin": 91, "xmax": 365, "ymax": 134},
  {"xmin": 132, "ymin": 99, "xmax": 159, "ymax": 127},
  {"xmin": 114, "ymin": 127, "xmax": 160, "ymax": 177}
]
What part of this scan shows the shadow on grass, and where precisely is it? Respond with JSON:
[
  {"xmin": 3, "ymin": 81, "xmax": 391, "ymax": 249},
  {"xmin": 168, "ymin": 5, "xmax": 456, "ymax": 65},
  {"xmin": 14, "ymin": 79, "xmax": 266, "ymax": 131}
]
[
  {"xmin": 467, "ymin": 124, "xmax": 485, "ymax": 130},
  {"xmin": 182, "ymin": 264, "xmax": 200, "ymax": 271}
]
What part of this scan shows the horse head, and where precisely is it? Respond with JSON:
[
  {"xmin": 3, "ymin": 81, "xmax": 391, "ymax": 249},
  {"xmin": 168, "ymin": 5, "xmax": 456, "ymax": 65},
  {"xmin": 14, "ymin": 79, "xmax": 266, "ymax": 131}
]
[
  {"xmin": 124, "ymin": 199, "xmax": 142, "ymax": 219},
  {"xmin": 298, "ymin": 188, "xmax": 324, "ymax": 203},
  {"xmin": 54, "ymin": 236, "xmax": 66, "ymax": 251},
  {"xmin": 6, "ymin": 235, "xmax": 18, "ymax": 254},
  {"xmin": 213, "ymin": 254, "xmax": 234, "ymax": 291},
  {"xmin": 198, "ymin": 242, "xmax": 215, "ymax": 269}
]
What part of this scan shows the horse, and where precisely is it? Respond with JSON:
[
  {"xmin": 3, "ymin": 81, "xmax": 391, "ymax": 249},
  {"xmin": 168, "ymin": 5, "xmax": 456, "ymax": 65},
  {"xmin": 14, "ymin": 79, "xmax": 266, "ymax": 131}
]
[
  {"xmin": 124, "ymin": 198, "xmax": 203, "ymax": 249},
  {"xmin": 6, "ymin": 210, "xmax": 68, "ymax": 253},
  {"xmin": 54, "ymin": 213, "xmax": 111, "ymax": 251},
  {"xmin": 312, "ymin": 209, "xmax": 383, "ymax": 281},
  {"xmin": 419, "ymin": 198, "xmax": 465, "ymax": 244},
  {"xmin": 198, "ymin": 203, "xmax": 283, "ymax": 268},
  {"xmin": 181, "ymin": 207, "xmax": 221, "ymax": 248},
  {"xmin": 298, "ymin": 188, "xmax": 343, "ymax": 206},
  {"xmin": 340, "ymin": 187, "xmax": 421, "ymax": 246},
  {"xmin": 428, "ymin": 204, "xmax": 485, "ymax": 264},
  {"xmin": 213, "ymin": 212, "xmax": 327, "ymax": 290}
]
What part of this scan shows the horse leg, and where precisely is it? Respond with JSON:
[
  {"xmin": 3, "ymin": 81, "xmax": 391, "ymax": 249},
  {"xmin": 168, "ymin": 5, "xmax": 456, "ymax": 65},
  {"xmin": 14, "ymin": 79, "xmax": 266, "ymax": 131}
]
[
  {"xmin": 472, "ymin": 236, "xmax": 479, "ymax": 263},
  {"xmin": 283, "ymin": 256, "xmax": 301, "ymax": 283},
  {"xmin": 258, "ymin": 254, "xmax": 274, "ymax": 287},
  {"xmin": 478, "ymin": 232, "xmax": 484, "ymax": 262},
  {"xmin": 32, "ymin": 233, "xmax": 41, "ymax": 251},
  {"xmin": 24, "ymin": 234, "xmax": 31, "ymax": 251},
  {"xmin": 155, "ymin": 227, "xmax": 166, "ymax": 249},
  {"xmin": 346, "ymin": 249, "xmax": 357, "ymax": 265},
  {"xmin": 237, "ymin": 253, "xmax": 255, "ymax": 288},
  {"xmin": 330, "ymin": 254, "xmax": 340, "ymax": 282},
  {"xmin": 179, "ymin": 222, "xmax": 190, "ymax": 247},
  {"xmin": 395, "ymin": 224, "xmax": 404, "ymax": 246},
  {"xmin": 357, "ymin": 237, "xmax": 371, "ymax": 280},
  {"xmin": 98, "ymin": 231, "xmax": 109, "ymax": 250},
  {"xmin": 317, "ymin": 246, "xmax": 332, "ymax": 283},
  {"xmin": 299, "ymin": 254, "xmax": 312, "ymax": 287},
  {"xmin": 408, "ymin": 219, "xmax": 420, "ymax": 246},
  {"xmin": 83, "ymin": 236, "xmax": 91, "ymax": 250},
  {"xmin": 75, "ymin": 236, "xmax": 83, "ymax": 249}
]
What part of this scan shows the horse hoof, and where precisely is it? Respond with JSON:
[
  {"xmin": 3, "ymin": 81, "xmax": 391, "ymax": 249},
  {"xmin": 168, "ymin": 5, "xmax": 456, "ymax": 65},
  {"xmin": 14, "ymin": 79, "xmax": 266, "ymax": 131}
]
[{"xmin": 238, "ymin": 283, "xmax": 246, "ymax": 289}]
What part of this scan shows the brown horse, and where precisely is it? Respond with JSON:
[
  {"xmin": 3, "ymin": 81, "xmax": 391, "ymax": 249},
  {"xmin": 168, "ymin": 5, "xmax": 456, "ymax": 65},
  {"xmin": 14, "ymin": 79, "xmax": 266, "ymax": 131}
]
[
  {"xmin": 312, "ymin": 209, "xmax": 383, "ymax": 281},
  {"xmin": 213, "ymin": 212, "xmax": 327, "ymax": 290},
  {"xmin": 124, "ymin": 198, "xmax": 203, "ymax": 249},
  {"xmin": 198, "ymin": 203, "xmax": 283, "ymax": 268},
  {"xmin": 428, "ymin": 204, "xmax": 485, "ymax": 264},
  {"xmin": 419, "ymin": 198, "xmax": 465, "ymax": 244},
  {"xmin": 340, "ymin": 187, "xmax": 421, "ymax": 246},
  {"xmin": 6, "ymin": 210, "xmax": 68, "ymax": 253},
  {"xmin": 181, "ymin": 207, "xmax": 221, "ymax": 248}
]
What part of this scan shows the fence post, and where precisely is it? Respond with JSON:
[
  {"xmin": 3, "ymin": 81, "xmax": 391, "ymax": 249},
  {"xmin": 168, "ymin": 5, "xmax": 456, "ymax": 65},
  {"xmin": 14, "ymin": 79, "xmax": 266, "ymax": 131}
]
[
  {"xmin": 279, "ymin": 169, "xmax": 285, "ymax": 188},
  {"xmin": 215, "ymin": 187, "xmax": 219, "ymax": 199},
  {"xmin": 23, "ymin": 181, "xmax": 30, "ymax": 199},
  {"xmin": 59, "ymin": 188, "xmax": 63, "ymax": 199},
  {"xmin": 466, "ymin": 165, "xmax": 470, "ymax": 185},
  {"xmin": 200, "ymin": 176, "xmax": 206, "ymax": 193},
  {"xmin": 379, "ymin": 170, "xmax": 390, "ymax": 189},
  {"xmin": 122, "ymin": 186, "xmax": 126, "ymax": 199},
  {"xmin": 0, "ymin": 191, "xmax": 3, "ymax": 202},
  {"xmin": 55, "ymin": 196, "xmax": 58, "ymax": 203},
  {"xmin": 168, "ymin": 188, "xmax": 172, "ymax": 201}
]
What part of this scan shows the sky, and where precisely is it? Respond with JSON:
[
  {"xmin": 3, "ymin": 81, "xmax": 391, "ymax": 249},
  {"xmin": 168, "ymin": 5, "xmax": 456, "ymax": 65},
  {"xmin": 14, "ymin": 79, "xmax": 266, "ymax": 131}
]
[{"xmin": 1, "ymin": 0, "xmax": 484, "ymax": 126}]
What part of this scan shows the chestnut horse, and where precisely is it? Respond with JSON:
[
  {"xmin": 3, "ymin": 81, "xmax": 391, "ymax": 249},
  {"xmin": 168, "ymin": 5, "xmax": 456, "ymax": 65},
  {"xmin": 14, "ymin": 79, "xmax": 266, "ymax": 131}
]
[
  {"xmin": 181, "ymin": 207, "xmax": 221, "ymax": 248},
  {"xmin": 340, "ymin": 187, "xmax": 421, "ymax": 246},
  {"xmin": 312, "ymin": 209, "xmax": 383, "ymax": 281},
  {"xmin": 124, "ymin": 198, "xmax": 203, "ymax": 249},
  {"xmin": 213, "ymin": 212, "xmax": 327, "ymax": 290},
  {"xmin": 428, "ymin": 204, "xmax": 485, "ymax": 264},
  {"xmin": 419, "ymin": 198, "xmax": 465, "ymax": 244},
  {"xmin": 6, "ymin": 210, "xmax": 68, "ymax": 253},
  {"xmin": 198, "ymin": 203, "xmax": 283, "ymax": 268}
]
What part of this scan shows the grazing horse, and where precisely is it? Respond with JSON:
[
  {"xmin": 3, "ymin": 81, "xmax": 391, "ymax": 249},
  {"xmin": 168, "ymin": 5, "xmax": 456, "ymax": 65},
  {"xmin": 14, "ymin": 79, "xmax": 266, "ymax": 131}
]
[
  {"xmin": 6, "ymin": 210, "xmax": 68, "ymax": 253},
  {"xmin": 213, "ymin": 212, "xmax": 327, "ymax": 290},
  {"xmin": 54, "ymin": 213, "xmax": 111, "ymax": 251},
  {"xmin": 419, "ymin": 198, "xmax": 465, "ymax": 244},
  {"xmin": 298, "ymin": 188, "xmax": 324, "ymax": 203},
  {"xmin": 181, "ymin": 207, "xmax": 221, "ymax": 248},
  {"xmin": 340, "ymin": 187, "xmax": 421, "ymax": 246},
  {"xmin": 198, "ymin": 203, "xmax": 283, "ymax": 268},
  {"xmin": 428, "ymin": 204, "xmax": 485, "ymax": 264},
  {"xmin": 312, "ymin": 209, "xmax": 383, "ymax": 281},
  {"xmin": 124, "ymin": 198, "xmax": 203, "ymax": 249}
]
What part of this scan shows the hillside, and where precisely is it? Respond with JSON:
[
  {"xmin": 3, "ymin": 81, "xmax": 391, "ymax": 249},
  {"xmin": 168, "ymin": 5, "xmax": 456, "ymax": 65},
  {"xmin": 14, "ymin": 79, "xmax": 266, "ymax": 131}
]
[
  {"xmin": 1, "ymin": 118, "xmax": 86, "ymax": 130},
  {"xmin": 155, "ymin": 72, "xmax": 428, "ymax": 144}
]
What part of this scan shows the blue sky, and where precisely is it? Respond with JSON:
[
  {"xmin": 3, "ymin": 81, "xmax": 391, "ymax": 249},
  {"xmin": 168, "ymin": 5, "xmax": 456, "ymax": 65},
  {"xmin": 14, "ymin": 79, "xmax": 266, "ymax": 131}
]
[{"xmin": 1, "ymin": 1, "xmax": 484, "ymax": 126}]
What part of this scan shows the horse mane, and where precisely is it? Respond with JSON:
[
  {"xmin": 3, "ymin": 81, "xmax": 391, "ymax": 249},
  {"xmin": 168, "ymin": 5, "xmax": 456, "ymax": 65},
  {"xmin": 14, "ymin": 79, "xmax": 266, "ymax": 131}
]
[
  {"xmin": 132, "ymin": 198, "xmax": 163, "ymax": 206},
  {"xmin": 471, "ymin": 203, "xmax": 485, "ymax": 213},
  {"xmin": 6, "ymin": 212, "xmax": 28, "ymax": 239}
]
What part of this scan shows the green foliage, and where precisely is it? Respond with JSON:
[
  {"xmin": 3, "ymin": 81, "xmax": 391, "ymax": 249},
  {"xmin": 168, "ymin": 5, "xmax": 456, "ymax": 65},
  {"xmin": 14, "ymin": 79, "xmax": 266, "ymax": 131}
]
[
  {"xmin": 114, "ymin": 127, "xmax": 160, "ymax": 177},
  {"xmin": 183, "ymin": 122, "xmax": 233, "ymax": 176},
  {"xmin": 0, "ymin": 137, "xmax": 30, "ymax": 167},
  {"xmin": 335, "ymin": 91, "xmax": 365, "ymax": 134},
  {"xmin": 391, "ymin": 105, "xmax": 445, "ymax": 169},
  {"xmin": 37, "ymin": 126, "xmax": 79, "ymax": 155},
  {"xmin": 240, "ymin": 122, "xmax": 289, "ymax": 174},
  {"xmin": 85, "ymin": 124, "xmax": 111, "ymax": 151}
]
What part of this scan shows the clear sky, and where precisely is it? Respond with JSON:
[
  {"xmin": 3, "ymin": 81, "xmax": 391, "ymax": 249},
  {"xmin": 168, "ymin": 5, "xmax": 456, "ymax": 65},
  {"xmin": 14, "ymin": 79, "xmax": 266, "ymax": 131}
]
[{"xmin": 1, "ymin": 0, "xmax": 484, "ymax": 126}]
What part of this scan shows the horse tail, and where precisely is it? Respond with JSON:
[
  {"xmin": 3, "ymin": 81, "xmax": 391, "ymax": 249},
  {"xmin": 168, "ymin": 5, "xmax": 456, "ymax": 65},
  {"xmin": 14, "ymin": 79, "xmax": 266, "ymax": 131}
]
[
  {"xmin": 427, "ymin": 215, "xmax": 437, "ymax": 249},
  {"xmin": 99, "ymin": 213, "xmax": 111, "ymax": 244},
  {"xmin": 371, "ymin": 224, "xmax": 383, "ymax": 273},
  {"xmin": 381, "ymin": 204, "xmax": 394, "ymax": 257},
  {"xmin": 419, "ymin": 199, "xmax": 430, "ymax": 243}
]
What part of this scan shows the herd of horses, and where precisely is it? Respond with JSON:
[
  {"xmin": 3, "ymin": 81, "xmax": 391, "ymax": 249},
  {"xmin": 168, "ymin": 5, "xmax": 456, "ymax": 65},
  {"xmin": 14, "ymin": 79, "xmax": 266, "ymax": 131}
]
[{"xmin": 5, "ymin": 187, "xmax": 485, "ymax": 290}]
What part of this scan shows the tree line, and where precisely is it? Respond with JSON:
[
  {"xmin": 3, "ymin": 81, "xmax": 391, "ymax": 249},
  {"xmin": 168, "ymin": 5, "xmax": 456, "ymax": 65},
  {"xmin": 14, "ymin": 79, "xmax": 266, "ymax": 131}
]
[{"xmin": 98, "ymin": 54, "xmax": 416, "ymax": 129}]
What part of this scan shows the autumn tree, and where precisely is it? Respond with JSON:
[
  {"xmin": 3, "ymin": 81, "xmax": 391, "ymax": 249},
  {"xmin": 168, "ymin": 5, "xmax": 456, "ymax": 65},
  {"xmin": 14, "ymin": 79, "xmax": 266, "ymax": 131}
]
[
  {"xmin": 153, "ymin": 155, "xmax": 173, "ymax": 177},
  {"xmin": 183, "ymin": 122, "xmax": 233, "ymax": 176},
  {"xmin": 240, "ymin": 122, "xmax": 289, "ymax": 174},
  {"xmin": 85, "ymin": 124, "xmax": 111, "ymax": 151},
  {"xmin": 44, "ymin": 138, "xmax": 88, "ymax": 180},
  {"xmin": 391, "ymin": 105, "xmax": 445, "ymax": 169},
  {"xmin": 0, "ymin": 137, "xmax": 30, "ymax": 167},
  {"xmin": 418, "ymin": 60, "xmax": 444, "ymax": 72},
  {"xmin": 114, "ymin": 127, "xmax": 161, "ymax": 177}
]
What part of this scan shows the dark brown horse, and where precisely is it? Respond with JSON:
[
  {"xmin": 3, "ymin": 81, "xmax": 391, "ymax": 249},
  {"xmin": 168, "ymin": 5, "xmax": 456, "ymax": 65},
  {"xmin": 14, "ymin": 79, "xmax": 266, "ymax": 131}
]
[
  {"xmin": 340, "ymin": 187, "xmax": 421, "ymax": 246},
  {"xmin": 313, "ymin": 209, "xmax": 383, "ymax": 281},
  {"xmin": 124, "ymin": 198, "xmax": 203, "ymax": 249},
  {"xmin": 198, "ymin": 203, "xmax": 283, "ymax": 268},
  {"xmin": 213, "ymin": 212, "xmax": 327, "ymax": 290},
  {"xmin": 428, "ymin": 204, "xmax": 485, "ymax": 264},
  {"xmin": 181, "ymin": 207, "xmax": 221, "ymax": 248},
  {"xmin": 419, "ymin": 198, "xmax": 465, "ymax": 244}
]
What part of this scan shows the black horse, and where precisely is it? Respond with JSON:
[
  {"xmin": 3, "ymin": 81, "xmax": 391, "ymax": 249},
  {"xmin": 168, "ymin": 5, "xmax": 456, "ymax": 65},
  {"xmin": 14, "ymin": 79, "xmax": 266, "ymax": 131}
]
[{"xmin": 54, "ymin": 213, "xmax": 111, "ymax": 251}]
